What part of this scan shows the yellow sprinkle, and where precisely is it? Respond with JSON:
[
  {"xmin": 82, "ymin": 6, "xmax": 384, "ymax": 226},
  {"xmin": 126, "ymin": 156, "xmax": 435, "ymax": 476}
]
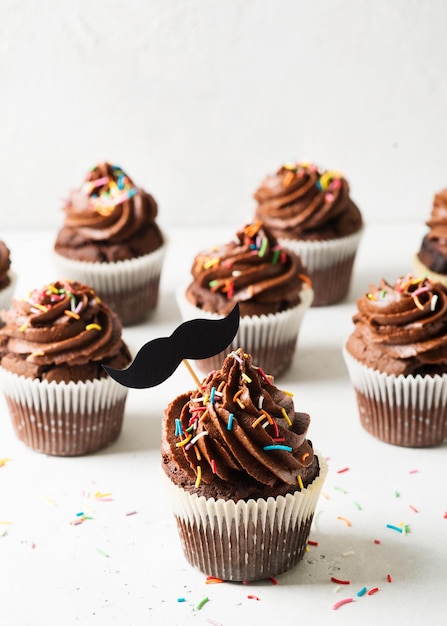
[
  {"xmin": 252, "ymin": 415, "xmax": 266, "ymax": 428},
  {"xmin": 85, "ymin": 323, "xmax": 102, "ymax": 331},
  {"xmin": 195, "ymin": 466, "xmax": 202, "ymax": 488},
  {"xmin": 413, "ymin": 295, "xmax": 425, "ymax": 311},
  {"xmin": 280, "ymin": 389, "xmax": 294, "ymax": 397},
  {"xmin": 0, "ymin": 521, "xmax": 12, "ymax": 525},
  {"xmin": 64, "ymin": 310, "xmax": 80, "ymax": 320},
  {"xmin": 28, "ymin": 350, "xmax": 45, "ymax": 359},
  {"xmin": 32, "ymin": 303, "xmax": 48, "ymax": 313},
  {"xmin": 46, "ymin": 285, "xmax": 59, "ymax": 294},
  {"xmin": 281, "ymin": 407, "xmax": 292, "ymax": 426},
  {"xmin": 203, "ymin": 394, "xmax": 209, "ymax": 406},
  {"xmin": 297, "ymin": 475, "xmax": 304, "ymax": 489},
  {"xmin": 367, "ymin": 293, "xmax": 376, "ymax": 301},
  {"xmin": 0, "ymin": 458, "xmax": 12, "ymax": 468},
  {"xmin": 19, "ymin": 323, "xmax": 28, "ymax": 332},
  {"xmin": 283, "ymin": 162, "xmax": 298, "ymax": 170},
  {"xmin": 176, "ymin": 435, "xmax": 192, "ymax": 448},
  {"xmin": 203, "ymin": 257, "xmax": 220, "ymax": 269},
  {"xmin": 95, "ymin": 491, "xmax": 112, "ymax": 499},
  {"xmin": 241, "ymin": 373, "xmax": 252, "ymax": 383}
]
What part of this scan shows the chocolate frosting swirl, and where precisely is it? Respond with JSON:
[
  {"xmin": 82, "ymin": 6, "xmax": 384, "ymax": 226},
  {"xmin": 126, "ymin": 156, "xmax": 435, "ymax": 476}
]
[
  {"xmin": 0, "ymin": 240, "xmax": 11, "ymax": 290},
  {"xmin": 254, "ymin": 162, "xmax": 362, "ymax": 241},
  {"xmin": 54, "ymin": 162, "xmax": 164, "ymax": 262},
  {"xmin": 346, "ymin": 275, "xmax": 447, "ymax": 375},
  {"xmin": 0, "ymin": 279, "xmax": 131, "ymax": 383},
  {"xmin": 162, "ymin": 349, "xmax": 319, "ymax": 501},
  {"xmin": 417, "ymin": 188, "xmax": 447, "ymax": 273},
  {"xmin": 186, "ymin": 221, "xmax": 310, "ymax": 317}
]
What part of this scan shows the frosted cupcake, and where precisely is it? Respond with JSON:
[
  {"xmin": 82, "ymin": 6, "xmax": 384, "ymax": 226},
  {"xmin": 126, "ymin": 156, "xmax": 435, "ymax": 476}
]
[
  {"xmin": 414, "ymin": 187, "xmax": 447, "ymax": 285},
  {"xmin": 344, "ymin": 274, "xmax": 447, "ymax": 447},
  {"xmin": 177, "ymin": 221, "xmax": 313, "ymax": 377},
  {"xmin": 0, "ymin": 240, "xmax": 16, "ymax": 310},
  {"xmin": 162, "ymin": 348, "xmax": 327, "ymax": 581},
  {"xmin": 54, "ymin": 162, "xmax": 166, "ymax": 326},
  {"xmin": 0, "ymin": 279, "xmax": 131, "ymax": 455},
  {"xmin": 253, "ymin": 161, "xmax": 363, "ymax": 306}
]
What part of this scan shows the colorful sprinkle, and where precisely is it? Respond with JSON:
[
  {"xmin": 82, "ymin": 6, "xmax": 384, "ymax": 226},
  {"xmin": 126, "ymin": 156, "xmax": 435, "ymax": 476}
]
[
  {"xmin": 241, "ymin": 373, "xmax": 252, "ymax": 383},
  {"xmin": 297, "ymin": 475, "xmax": 304, "ymax": 489},
  {"xmin": 227, "ymin": 413, "xmax": 234, "ymax": 430},
  {"xmin": 331, "ymin": 577, "xmax": 350, "ymax": 585},
  {"xmin": 85, "ymin": 323, "xmax": 101, "ymax": 331},
  {"xmin": 307, "ymin": 540, "xmax": 319, "ymax": 546},
  {"xmin": 332, "ymin": 598, "xmax": 354, "ymax": 611},
  {"xmin": 269, "ymin": 577, "xmax": 278, "ymax": 585},
  {"xmin": 263, "ymin": 444, "xmax": 292, "ymax": 452},
  {"xmin": 409, "ymin": 504, "xmax": 419, "ymax": 513},
  {"xmin": 337, "ymin": 467, "xmax": 349, "ymax": 474},
  {"xmin": 368, "ymin": 587, "xmax": 379, "ymax": 596},
  {"xmin": 356, "ymin": 586, "xmax": 367, "ymax": 597},
  {"xmin": 196, "ymin": 596, "xmax": 209, "ymax": 610},
  {"xmin": 206, "ymin": 576, "xmax": 224, "ymax": 584},
  {"xmin": 247, "ymin": 595, "xmax": 260, "ymax": 601},
  {"xmin": 195, "ymin": 466, "xmax": 202, "ymax": 488},
  {"xmin": 337, "ymin": 516, "xmax": 352, "ymax": 527},
  {"xmin": 387, "ymin": 573, "xmax": 393, "ymax": 583},
  {"xmin": 280, "ymin": 407, "xmax": 292, "ymax": 426},
  {"xmin": 386, "ymin": 523, "xmax": 403, "ymax": 533}
]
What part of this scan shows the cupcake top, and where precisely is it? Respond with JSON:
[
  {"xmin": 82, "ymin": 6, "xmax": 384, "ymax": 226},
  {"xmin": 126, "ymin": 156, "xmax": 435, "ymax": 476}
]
[
  {"xmin": 161, "ymin": 348, "xmax": 320, "ymax": 501},
  {"xmin": 185, "ymin": 221, "xmax": 311, "ymax": 317},
  {"xmin": 417, "ymin": 188, "xmax": 447, "ymax": 274},
  {"xmin": 0, "ymin": 279, "xmax": 131, "ymax": 383},
  {"xmin": 54, "ymin": 162, "xmax": 164, "ymax": 263},
  {"xmin": 345, "ymin": 274, "xmax": 447, "ymax": 376},
  {"xmin": 0, "ymin": 240, "xmax": 12, "ymax": 290},
  {"xmin": 253, "ymin": 161, "xmax": 363, "ymax": 241}
]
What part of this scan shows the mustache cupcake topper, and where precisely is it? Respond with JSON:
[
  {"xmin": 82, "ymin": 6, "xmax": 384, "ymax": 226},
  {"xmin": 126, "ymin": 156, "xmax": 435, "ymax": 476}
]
[{"xmin": 103, "ymin": 304, "xmax": 240, "ymax": 389}]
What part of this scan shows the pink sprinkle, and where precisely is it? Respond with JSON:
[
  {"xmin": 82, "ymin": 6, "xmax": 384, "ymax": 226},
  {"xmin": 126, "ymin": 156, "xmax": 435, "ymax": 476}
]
[
  {"xmin": 412, "ymin": 286, "xmax": 429, "ymax": 297},
  {"xmin": 409, "ymin": 505, "xmax": 419, "ymax": 513},
  {"xmin": 332, "ymin": 598, "xmax": 354, "ymax": 611},
  {"xmin": 409, "ymin": 469, "xmax": 419, "ymax": 474}
]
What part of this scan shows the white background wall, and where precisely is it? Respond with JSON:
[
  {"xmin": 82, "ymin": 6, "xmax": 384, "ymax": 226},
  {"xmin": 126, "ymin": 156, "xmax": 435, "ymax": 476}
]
[{"xmin": 1, "ymin": 0, "xmax": 447, "ymax": 231}]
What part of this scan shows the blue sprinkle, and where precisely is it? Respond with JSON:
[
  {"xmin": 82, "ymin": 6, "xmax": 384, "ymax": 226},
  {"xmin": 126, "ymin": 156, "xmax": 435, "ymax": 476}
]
[
  {"xmin": 210, "ymin": 387, "xmax": 216, "ymax": 404},
  {"xmin": 175, "ymin": 418, "xmax": 182, "ymax": 437},
  {"xmin": 386, "ymin": 523, "xmax": 403, "ymax": 533},
  {"xmin": 227, "ymin": 413, "xmax": 234, "ymax": 430},
  {"xmin": 177, "ymin": 597, "xmax": 186, "ymax": 603},
  {"xmin": 315, "ymin": 180, "xmax": 322, "ymax": 191},
  {"xmin": 356, "ymin": 586, "xmax": 367, "ymax": 597},
  {"xmin": 263, "ymin": 444, "xmax": 293, "ymax": 452}
]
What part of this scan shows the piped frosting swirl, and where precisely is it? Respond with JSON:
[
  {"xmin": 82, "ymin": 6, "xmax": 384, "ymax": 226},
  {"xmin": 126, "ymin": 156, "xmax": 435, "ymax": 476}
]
[
  {"xmin": 0, "ymin": 241, "xmax": 11, "ymax": 290},
  {"xmin": 186, "ymin": 221, "xmax": 311, "ymax": 317},
  {"xmin": 346, "ymin": 275, "xmax": 447, "ymax": 376},
  {"xmin": 254, "ymin": 161, "xmax": 362, "ymax": 241},
  {"xmin": 0, "ymin": 279, "xmax": 131, "ymax": 382}
]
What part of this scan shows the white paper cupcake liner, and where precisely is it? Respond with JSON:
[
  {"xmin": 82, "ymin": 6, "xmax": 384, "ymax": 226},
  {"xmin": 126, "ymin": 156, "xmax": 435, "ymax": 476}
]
[
  {"xmin": 0, "ymin": 270, "xmax": 17, "ymax": 310},
  {"xmin": 0, "ymin": 368, "xmax": 128, "ymax": 456},
  {"xmin": 164, "ymin": 455, "xmax": 328, "ymax": 581},
  {"xmin": 279, "ymin": 229, "xmax": 363, "ymax": 306},
  {"xmin": 343, "ymin": 348, "xmax": 447, "ymax": 446},
  {"xmin": 176, "ymin": 285, "xmax": 314, "ymax": 377},
  {"xmin": 54, "ymin": 240, "xmax": 167, "ymax": 325}
]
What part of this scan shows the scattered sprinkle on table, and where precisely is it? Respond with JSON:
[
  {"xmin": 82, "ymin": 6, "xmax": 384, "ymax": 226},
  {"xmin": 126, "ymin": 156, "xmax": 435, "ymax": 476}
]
[
  {"xmin": 356, "ymin": 586, "xmax": 367, "ymax": 597},
  {"xmin": 368, "ymin": 587, "xmax": 379, "ymax": 595},
  {"xmin": 247, "ymin": 595, "xmax": 260, "ymax": 601},
  {"xmin": 337, "ymin": 467, "xmax": 350, "ymax": 474},
  {"xmin": 96, "ymin": 547, "xmax": 110, "ymax": 558},
  {"xmin": 331, "ymin": 577, "xmax": 350, "ymax": 585},
  {"xmin": 386, "ymin": 523, "xmax": 403, "ymax": 533},
  {"xmin": 332, "ymin": 597, "xmax": 354, "ymax": 610},
  {"xmin": 337, "ymin": 516, "xmax": 352, "ymax": 527},
  {"xmin": 196, "ymin": 596, "xmax": 209, "ymax": 610}
]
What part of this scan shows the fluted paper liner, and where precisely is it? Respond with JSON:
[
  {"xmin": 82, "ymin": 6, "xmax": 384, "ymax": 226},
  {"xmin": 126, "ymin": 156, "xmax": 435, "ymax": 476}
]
[
  {"xmin": 54, "ymin": 240, "xmax": 167, "ymax": 325},
  {"xmin": 343, "ymin": 348, "xmax": 447, "ymax": 447},
  {"xmin": 164, "ymin": 456, "xmax": 327, "ymax": 581},
  {"xmin": 0, "ymin": 368, "xmax": 128, "ymax": 456},
  {"xmin": 279, "ymin": 229, "xmax": 363, "ymax": 306},
  {"xmin": 177, "ymin": 285, "xmax": 313, "ymax": 377}
]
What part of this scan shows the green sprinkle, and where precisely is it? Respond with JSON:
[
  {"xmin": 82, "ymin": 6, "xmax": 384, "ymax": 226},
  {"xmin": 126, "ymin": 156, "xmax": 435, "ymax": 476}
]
[
  {"xmin": 258, "ymin": 238, "xmax": 269, "ymax": 257},
  {"xmin": 96, "ymin": 547, "xmax": 110, "ymax": 558},
  {"xmin": 272, "ymin": 249, "xmax": 280, "ymax": 264},
  {"xmin": 394, "ymin": 490, "xmax": 400, "ymax": 498},
  {"xmin": 334, "ymin": 486, "xmax": 348, "ymax": 494},
  {"xmin": 353, "ymin": 501, "xmax": 362, "ymax": 510},
  {"xmin": 209, "ymin": 280, "xmax": 219, "ymax": 288},
  {"xmin": 196, "ymin": 596, "xmax": 209, "ymax": 610}
]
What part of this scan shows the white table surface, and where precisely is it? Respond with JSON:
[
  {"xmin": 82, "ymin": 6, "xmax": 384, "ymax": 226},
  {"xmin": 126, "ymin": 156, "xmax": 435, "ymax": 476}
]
[{"xmin": 0, "ymin": 223, "xmax": 446, "ymax": 626}]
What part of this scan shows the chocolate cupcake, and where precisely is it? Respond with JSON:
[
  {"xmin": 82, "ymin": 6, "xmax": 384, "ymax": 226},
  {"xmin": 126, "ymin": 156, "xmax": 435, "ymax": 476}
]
[
  {"xmin": 0, "ymin": 279, "xmax": 131, "ymax": 455},
  {"xmin": 162, "ymin": 348, "xmax": 327, "ymax": 581},
  {"xmin": 177, "ymin": 221, "xmax": 313, "ymax": 377},
  {"xmin": 253, "ymin": 161, "xmax": 363, "ymax": 306},
  {"xmin": 54, "ymin": 162, "xmax": 166, "ymax": 325},
  {"xmin": 414, "ymin": 187, "xmax": 447, "ymax": 284},
  {"xmin": 344, "ymin": 274, "xmax": 447, "ymax": 447}
]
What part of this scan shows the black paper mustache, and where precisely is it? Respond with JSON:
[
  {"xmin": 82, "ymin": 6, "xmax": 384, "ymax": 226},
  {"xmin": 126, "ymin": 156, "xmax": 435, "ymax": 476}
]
[{"xmin": 103, "ymin": 304, "xmax": 240, "ymax": 389}]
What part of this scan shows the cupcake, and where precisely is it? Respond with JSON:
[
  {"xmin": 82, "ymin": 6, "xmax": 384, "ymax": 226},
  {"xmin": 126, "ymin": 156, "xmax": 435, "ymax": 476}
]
[
  {"xmin": 0, "ymin": 239, "xmax": 16, "ymax": 310},
  {"xmin": 177, "ymin": 221, "xmax": 313, "ymax": 377},
  {"xmin": 0, "ymin": 279, "xmax": 131, "ymax": 455},
  {"xmin": 161, "ymin": 348, "xmax": 327, "ymax": 581},
  {"xmin": 253, "ymin": 161, "xmax": 363, "ymax": 306},
  {"xmin": 414, "ymin": 187, "xmax": 447, "ymax": 285},
  {"xmin": 344, "ymin": 274, "xmax": 447, "ymax": 447},
  {"xmin": 54, "ymin": 162, "xmax": 166, "ymax": 326}
]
